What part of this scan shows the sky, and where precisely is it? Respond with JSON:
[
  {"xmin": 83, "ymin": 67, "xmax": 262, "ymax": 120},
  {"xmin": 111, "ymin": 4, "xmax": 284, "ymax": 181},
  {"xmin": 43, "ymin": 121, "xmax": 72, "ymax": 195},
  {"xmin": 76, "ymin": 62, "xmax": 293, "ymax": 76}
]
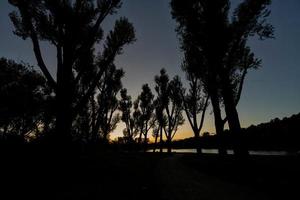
[{"xmin": 0, "ymin": 0, "xmax": 300, "ymax": 140}]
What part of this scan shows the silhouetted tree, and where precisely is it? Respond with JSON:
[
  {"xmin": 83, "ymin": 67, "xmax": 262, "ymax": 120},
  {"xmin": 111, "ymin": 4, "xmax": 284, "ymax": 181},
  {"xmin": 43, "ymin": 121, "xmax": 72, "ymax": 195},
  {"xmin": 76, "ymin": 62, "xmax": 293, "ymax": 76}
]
[
  {"xmin": 91, "ymin": 64, "xmax": 124, "ymax": 143},
  {"xmin": 72, "ymin": 57, "xmax": 123, "ymax": 145},
  {"xmin": 241, "ymin": 113, "xmax": 300, "ymax": 151},
  {"xmin": 165, "ymin": 76, "xmax": 185, "ymax": 153},
  {"xmin": 152, "ymin": 98, "xmax": 167, "ymax": 153},
  {"xmin": 171, "ymin": 0, "xmax": 273, "ymax": 157},
  {"xmin": 154, "ymin": 69, "xmax": 169, "ymax": 153},
  {"xmin": 152, "ymin": 125, "xmax": 159, "ymax": 152},
  {"xmin": 171, "ymin": 0, "xmax": 227, "ymax": 155},
  {"xmin": 135, "ymin": 84, "xmax": 155, "ymax": 151},
  {"xmin": 154, "ymin": 70, "xmax": 185, "ymax": 154},
  {"xmin": 119, "ymin": 88, "xmax": 139, "ymax": 144},
  {"xmin": 9, "ymin": 0, "xmax": 136, "ymax": 145},
  {"xmin": 180, "ymin": 61, "xmax": 209, "ymax": 154},
  {"xmin": 0, "ymin": 58, "xmax": 52, "ymax": 142}
]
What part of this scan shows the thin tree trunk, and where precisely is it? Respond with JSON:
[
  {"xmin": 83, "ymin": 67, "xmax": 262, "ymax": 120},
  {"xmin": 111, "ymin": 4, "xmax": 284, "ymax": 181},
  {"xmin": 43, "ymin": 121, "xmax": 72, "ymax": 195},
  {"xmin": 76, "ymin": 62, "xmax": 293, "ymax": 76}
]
[
  {"xmin": 91, "ymin": 114, "xmax": 102, "ymax": 142},
  {"xmin": 167, "ymin": 132, "xmax": 172, "ymax": 154},
  {"xmin": 159, "ymin": 126, "xmax": 163, "ymax": 153},
  {"xmin": 143, "ymin": 124, "xmax": 148, "ymax": 152},
  {"xmin": 153, "ymin": 132, "xmax": 158, "ymax": 152}
]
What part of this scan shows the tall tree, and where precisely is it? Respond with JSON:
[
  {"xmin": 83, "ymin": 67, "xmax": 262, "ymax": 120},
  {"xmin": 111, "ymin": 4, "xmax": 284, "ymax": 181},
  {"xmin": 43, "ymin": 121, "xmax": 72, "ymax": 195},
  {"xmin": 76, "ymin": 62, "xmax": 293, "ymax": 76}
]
[
  {"xmin": 119, "ymin": 88, "xmax": 139, "ymax": 144},
  {"xmin": 171, "ymin": 0, "xmax": 273, "ymax": 157},
  {"xmin": 152, "ymin": 98, "xmax": 167, "ymax": 153},
  {"xmin": 72, "ymin": 61, "xmax": 124, "ymax": 144},
  {"xmin": 91, "ymin": 64, "xmax": 124, "ymax": 143},
  {"xmin": 165, "ymin": 76, "xmax": 185, "ymax": 154},
  {"xmin": 136, "ymin": 84, "xmax": 155, "ymax": 151},
  {"xmin": 180, "ymin": 60, "xmax": 209, "ymax": 154},
  {"xmin": 151, "ymin": 124, "xmax": 159, "ymax": 152},
  {"xmin": 171, "ymin": 0, "xmax": 228, "ymax": 155},
  {"xmin": 154, "ymin": 69, "xmax": 169, "ymax": 153},
  {"xmin": 155, "ymin": 70, "xmax": 185, "ymax": 154},
  {"xmin": 9, "ymin": 0, "xmax": 136, "ymax": 145}
]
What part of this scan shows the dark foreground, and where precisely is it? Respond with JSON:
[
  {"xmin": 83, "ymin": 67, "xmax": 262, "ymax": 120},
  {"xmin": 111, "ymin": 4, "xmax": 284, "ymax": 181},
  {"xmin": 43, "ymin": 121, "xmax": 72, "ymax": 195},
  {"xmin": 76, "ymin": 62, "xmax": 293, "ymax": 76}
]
[{"xmin": 0, "ymin": 148, "xmax": 299, "ymax": 200}]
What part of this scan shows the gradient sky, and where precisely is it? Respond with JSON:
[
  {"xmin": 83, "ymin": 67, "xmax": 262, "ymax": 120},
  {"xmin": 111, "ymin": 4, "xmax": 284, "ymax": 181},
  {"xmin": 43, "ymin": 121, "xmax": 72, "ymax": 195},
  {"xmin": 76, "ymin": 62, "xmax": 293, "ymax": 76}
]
[{"xmin": 0, "ymin": 0, "xmax": 299, "ymax": 140}]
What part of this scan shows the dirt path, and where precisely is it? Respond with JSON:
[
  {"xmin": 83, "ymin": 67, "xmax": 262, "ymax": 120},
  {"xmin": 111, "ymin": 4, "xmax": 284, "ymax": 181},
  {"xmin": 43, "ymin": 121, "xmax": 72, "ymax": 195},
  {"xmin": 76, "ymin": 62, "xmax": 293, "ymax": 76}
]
[{"xmin": 155, "ymin": 154, "xmax": 269, "ymax": 200}]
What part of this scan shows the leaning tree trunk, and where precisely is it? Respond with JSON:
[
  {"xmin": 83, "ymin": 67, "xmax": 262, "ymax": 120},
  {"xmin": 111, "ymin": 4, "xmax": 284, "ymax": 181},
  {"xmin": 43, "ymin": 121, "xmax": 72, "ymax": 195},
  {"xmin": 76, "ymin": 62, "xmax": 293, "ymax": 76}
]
[
  {"xmin": 210, "ymin": 91, "xmax": 227, "ymax": 156},
  {"xmin": 221, "ymin": 81, "xmax": 249, "ymax": 158}
]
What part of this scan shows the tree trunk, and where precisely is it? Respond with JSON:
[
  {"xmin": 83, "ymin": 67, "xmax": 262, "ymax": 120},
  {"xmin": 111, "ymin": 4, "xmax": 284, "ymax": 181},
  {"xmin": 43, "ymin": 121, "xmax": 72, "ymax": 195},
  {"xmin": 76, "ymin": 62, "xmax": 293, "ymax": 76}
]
[
  {"xmin": 138, "ymin": 132, "xmax": 143, "ymax": 144},
  {"xmin": 210, "ymin": 92, "xmax": 227, "ymax": 156},
  {"xmin": 222, "ymin": 73, "xmax": 249, "ymax": 157},
  {"xmin": 194, "ymin": 133, "xmax": 202, "ymax": 155},
  {"xmin": 143, "ymin": 133, "xmax": 148, "ymax": 152},
  {"xmin": 55, "ymin": 48, "xmax": 73, "ymax": 149},
  {"xmin": 167, "ymin": 136, "xmax": 172, "ymax": 154},
  {"xmin": 56, "ymin": 89, "xmax": 72, "ymax": 147},
  {"xmin": 221, "ymin": 80, "xmax": 249, "ymax": 158},
  {"xmin": 159, "ymin": 126, "xmax": 163, "ymax": 153},
  {"xmin": 153, "ymin": 132, "xmax": 158, "ymax": 152},
  {"xmin": 91, "ymin": 116, "xmax": 102, "ymax": 142}
]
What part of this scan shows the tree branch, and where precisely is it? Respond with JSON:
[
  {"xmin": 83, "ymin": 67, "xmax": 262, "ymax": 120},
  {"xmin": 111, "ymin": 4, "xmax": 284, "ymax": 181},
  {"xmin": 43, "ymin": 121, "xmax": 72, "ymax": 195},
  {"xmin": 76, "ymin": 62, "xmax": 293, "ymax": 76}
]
[
  {"xmin": 198, "ymin": 95, "xmax": 209, "ymax": 132},
  {"xmin": 72, "ymin": 51, "xmax": 117, "ymax": 117},
  {"xmin": 180, "ymin": 89, "xmax": 199, "ymax": 135},
  {"xmin": 235, "ymin": 68, "xmax": 247, "ymax": 106},
  {"xmin": 30, "ymin": 24, "xmax": 57, "ymax": 90},
  {"xmin": 16, "ymin": 3, "xmax": 57, "ymax": 90},
  {"xmin": 221, "ymin": 67, "xmax": 247, "ymax": 126},
  {"xmin": 73, "ymin": 3, "xmax": 116, "ymax": 67}
]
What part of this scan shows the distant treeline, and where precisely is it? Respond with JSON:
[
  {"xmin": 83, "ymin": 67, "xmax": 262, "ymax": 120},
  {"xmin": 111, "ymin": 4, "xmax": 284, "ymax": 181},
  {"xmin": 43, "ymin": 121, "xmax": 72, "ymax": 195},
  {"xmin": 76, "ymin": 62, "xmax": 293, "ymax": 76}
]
[
  {"xmin": 156, "ymin": 113, "xmax": 300, "ymax": 152},
  {"xmin": 241, "ymin": 113, "xmax": 300, "ymax": 151}
]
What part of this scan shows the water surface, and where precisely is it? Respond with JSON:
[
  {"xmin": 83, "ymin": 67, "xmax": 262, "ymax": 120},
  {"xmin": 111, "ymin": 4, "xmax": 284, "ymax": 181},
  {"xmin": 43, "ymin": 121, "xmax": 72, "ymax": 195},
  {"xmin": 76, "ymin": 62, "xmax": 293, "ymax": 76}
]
[{"xmin": 149, "ymin": 148, "xmax": 293, "ymax": 156}]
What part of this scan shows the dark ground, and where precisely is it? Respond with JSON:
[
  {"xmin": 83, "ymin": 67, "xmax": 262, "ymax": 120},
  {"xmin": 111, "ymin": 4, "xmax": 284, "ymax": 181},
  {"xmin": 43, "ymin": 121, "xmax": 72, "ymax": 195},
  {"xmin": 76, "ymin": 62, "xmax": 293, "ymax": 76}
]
[
  {"xmin": 0, "ymin": 149, "xmax": 163, "ymax": 200},
  {"xmin": 180, "ymin": 154, "xmax": 300, "ymax": 200},
  {"xmin": 0, "ymin": 148, "xmax": 299, "ymax": 200}
]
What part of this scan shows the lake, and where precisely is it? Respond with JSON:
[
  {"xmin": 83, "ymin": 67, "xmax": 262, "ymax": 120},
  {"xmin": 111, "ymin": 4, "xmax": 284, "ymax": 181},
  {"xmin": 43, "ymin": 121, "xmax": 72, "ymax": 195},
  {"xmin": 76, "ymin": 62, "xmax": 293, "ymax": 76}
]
[{"xmin": 148, "ymin": 148, "xmax": 297, "ymax": 156}]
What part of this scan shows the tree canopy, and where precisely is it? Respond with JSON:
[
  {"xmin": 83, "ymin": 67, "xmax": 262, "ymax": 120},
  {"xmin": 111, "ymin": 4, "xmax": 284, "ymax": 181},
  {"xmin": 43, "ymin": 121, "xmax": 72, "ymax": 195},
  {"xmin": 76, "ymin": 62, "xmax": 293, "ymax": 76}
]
[
  {"xmin": 9, "ymin": 0, "xmax": 136, "ymax": 143},
  {"xmin": 171, "ymin": 0, "xmax": 274, "ymax": 156}
]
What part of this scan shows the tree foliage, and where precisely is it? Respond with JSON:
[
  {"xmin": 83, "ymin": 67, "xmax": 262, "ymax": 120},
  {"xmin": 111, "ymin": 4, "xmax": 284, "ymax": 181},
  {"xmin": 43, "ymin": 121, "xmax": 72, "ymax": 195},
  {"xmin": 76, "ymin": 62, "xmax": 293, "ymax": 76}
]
[
  {"xmin": 73, "ymin": 64, "xmax": 124, "ymax": 143},
  {"xmin": 154, "ymin": 69, "xmax": 184, "ymax": 153},
  {"xmin": 171, "ymin": 0, "xmax": 274, "ymax": 156},
  {"xmin": 9, "ymin": 0, "xmax": 136, "ymax": 142},
  {"xmin": 135, "ymin": 84, "xmax": 154, "ymax": 150},
  {"xmin": 119, "ymin": 88, "xmax": 139, "ymax": 143},
  {"xmin": 0, "ymin": 58, "xmax": 52, "ymax": 141}
]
